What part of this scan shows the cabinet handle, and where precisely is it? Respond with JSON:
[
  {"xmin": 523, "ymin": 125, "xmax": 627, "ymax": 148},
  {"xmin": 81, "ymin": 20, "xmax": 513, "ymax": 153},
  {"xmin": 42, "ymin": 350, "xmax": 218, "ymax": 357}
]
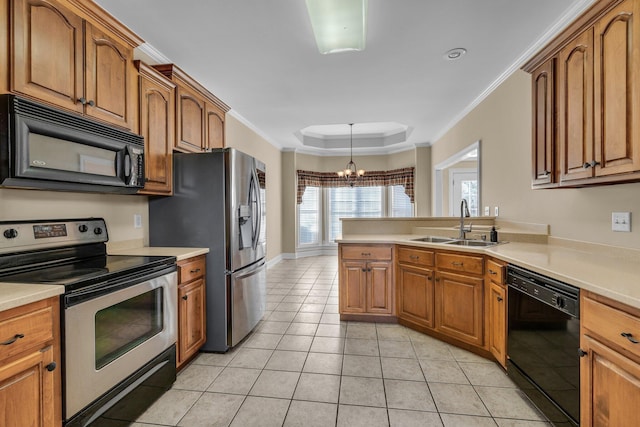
[
  {"xmin": 542, "ymin": 170, "xmax": 550, "ymax": 177},
  {"xmin": 578, "ymin": 348, "xmax": 587, "ymax": 357},
  {"xmin": 182, "ymin": 295, "xmax": 188, "ymax": 300},
  {"xmin": 451, "ymin": 262, "xmax": 464, "ymax": 267},
  {"xmin": 46, "ymin": 362, "xmax": 57, "ymax": 372},
  {"xmin": 361, "ymin": 252, "xmax": 371, "ymax": 256},
  {"xmin": 78, "ymin": 97, "xmax": 87, "ymax": 105},
  {"xmin": 496, "ymin": 296, "xmax": 503, "ymax": 302},
  {"xmin": 190, "ymin": 268, "xmax": 201, "ymax": 274},
  {"xmin": 409, "ymin": 255, "xmax": 419, "ymax": 260},
  {"xmin": 488, "ymin": 269, "xmax": 497, "ymax": 275},
  {"xmin": 1, "ymin": 333, "xmax": 24, "ymax": 345},
  {"xmin": 621, "ymin": 332, "xmax": 639, "ymax": 344},
  {"xmin": 589, "ymin": 160, "xmax": 600, "ymax": 168}
]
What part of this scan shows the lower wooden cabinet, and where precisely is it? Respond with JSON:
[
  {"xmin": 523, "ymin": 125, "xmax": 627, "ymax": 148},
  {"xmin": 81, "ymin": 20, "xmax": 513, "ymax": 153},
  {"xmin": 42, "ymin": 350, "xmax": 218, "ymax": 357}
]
[
  {"xmin": 580, "ymin": 291, "xmax": 640, "ymax": 426},
  {"xmin": 339, "ymin": 245, "xmax": 394, "ymax": 319},
  {"xmin": 397, "ymin": 264, "xmax": 435, "ymax": 328},
  {"xmin": 486, "ymin": 258, "xmax": 507, "ymax": 367},
  {"xmin": 0, "ymin": 297, "xmax": 61, "ymax": 427},
  {"xmin": 177, "ymin": 255, "xmax": 207, "ymax": 369},
  {"xmin": 435, "ymin": 270, "xmax": 484, "ymax": 347}
]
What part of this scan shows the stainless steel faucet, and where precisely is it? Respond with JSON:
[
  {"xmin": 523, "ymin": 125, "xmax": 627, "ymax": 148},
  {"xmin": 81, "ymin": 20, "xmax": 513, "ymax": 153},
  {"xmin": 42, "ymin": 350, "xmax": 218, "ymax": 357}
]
[{"xmin": 459, "ymin": 199, "xmax": 472, "ymax": 239}]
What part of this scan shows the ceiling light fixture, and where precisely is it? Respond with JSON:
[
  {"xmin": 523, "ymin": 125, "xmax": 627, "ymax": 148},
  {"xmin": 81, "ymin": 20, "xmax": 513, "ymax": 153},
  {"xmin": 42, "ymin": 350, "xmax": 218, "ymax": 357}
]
[
  {"xmin": 337, "ymin": 123, "xmax": 365, "ymax": 186},
  {"xmin": 305, "ymin": 0, "xmax": 368, "ymax": 54},
  {"xmin": 444, "ymin": 48, "xmax": 467, "ymax": 60}
]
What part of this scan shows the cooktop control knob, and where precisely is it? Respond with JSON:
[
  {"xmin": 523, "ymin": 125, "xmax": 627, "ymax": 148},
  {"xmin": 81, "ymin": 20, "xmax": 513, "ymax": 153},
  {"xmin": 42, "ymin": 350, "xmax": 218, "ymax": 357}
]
[
  {"xmin": 78, "ymin": 225, "xmax": 88, "ymax": 233},
  {"xmin": 553, "ymin": 295, "xmax": 566, "ymax": 309},
  {"xmin": 93, "ymin": 227, "xmax": 103, "ymax": 235},
  {"xmin": 3, "ymin": 228, "xmax": 18, "ymax": 239}
]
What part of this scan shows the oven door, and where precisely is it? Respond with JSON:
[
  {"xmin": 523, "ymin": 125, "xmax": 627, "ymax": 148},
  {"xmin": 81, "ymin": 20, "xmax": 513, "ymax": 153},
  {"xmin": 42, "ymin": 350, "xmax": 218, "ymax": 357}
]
[{"xmin": 63, "ymin": 269, "xmax": 177, "ymax": 420}]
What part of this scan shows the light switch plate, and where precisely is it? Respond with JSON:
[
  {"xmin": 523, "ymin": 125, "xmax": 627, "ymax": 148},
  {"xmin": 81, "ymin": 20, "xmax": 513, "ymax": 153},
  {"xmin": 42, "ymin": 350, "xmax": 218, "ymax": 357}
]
[
  {"xmin": 494, "ymin": 206, "xmax": 499, "ymax": 217},
  {"xmin": 484, "ymin": 206, "xmax": 490, "ymax": 216},
  {"xmin": 612, "ymin": 212, "xmax": 631, "ymax": 232},
  {"xmin": 134, "ymin": 214, "xmax": 142, "ymax": 229}
]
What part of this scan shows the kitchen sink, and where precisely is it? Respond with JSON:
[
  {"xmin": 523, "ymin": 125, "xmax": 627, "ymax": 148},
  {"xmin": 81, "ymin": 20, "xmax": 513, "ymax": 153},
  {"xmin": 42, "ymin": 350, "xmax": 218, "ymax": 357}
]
[
  {"xmin": 444, "ymin": 239, "xmax": 498, "ymax": 247},
  {"xmin": 410, "ymin": 236, "xmax": 456, "ymax": 243}
]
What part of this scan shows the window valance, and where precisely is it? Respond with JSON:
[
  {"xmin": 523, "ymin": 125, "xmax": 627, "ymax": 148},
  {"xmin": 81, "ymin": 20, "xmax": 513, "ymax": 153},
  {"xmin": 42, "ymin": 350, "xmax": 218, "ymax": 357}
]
[{"xmin": 296, "ymin": 167, "xmax": 414, "ymax": 204}]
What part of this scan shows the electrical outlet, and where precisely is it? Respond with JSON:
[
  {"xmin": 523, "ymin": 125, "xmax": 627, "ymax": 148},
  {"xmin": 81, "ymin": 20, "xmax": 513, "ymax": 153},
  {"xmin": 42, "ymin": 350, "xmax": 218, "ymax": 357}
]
[
  {"xmin": 484, "ymin": 206, "xmax": 490, "ymax": 216},
  {"xmin": 494, "ymin": 206, "xmax": 499, "ymax": 217},
  {"xmin": 134, "ymin": 214, "xmax": 142, "ymax": 229},
  {"xmin": 612, "ymin": 212, "xmax": 631, "ymax": 232}
]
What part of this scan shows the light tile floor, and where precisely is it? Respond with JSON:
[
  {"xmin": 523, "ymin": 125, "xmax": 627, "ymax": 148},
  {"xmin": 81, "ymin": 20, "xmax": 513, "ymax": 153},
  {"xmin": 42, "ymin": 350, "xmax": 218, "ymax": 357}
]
[{"xmin": 134, "ymin": 256, "xmax": 551, "ymax": 427}]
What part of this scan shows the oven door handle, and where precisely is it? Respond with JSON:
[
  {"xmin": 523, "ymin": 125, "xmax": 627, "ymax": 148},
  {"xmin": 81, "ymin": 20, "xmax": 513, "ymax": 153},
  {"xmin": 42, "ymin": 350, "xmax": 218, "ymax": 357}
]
[{"xmin": 64, "ymin": 265, "xmax": 176, "ymax": 307}]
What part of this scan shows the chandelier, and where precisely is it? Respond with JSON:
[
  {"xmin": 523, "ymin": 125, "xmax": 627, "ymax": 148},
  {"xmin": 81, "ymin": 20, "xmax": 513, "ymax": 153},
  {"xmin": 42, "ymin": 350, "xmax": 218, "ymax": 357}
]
[{"xmin": 337, "ymin": 123, "xmax": 365, "ymax": 186}]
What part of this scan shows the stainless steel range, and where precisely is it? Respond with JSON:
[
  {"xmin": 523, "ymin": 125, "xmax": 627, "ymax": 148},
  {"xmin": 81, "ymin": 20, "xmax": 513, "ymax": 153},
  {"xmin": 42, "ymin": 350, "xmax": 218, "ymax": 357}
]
[{"xmin": 0, "ymin": 218, "xmax": 177, "ymax": 427}]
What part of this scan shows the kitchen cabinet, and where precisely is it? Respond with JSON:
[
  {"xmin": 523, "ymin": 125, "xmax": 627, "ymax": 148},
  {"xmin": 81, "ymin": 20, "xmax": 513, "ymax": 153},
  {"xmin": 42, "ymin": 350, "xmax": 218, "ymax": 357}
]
[
  {"xmin": 525, "ymin": 0, "xmax": 640, "ymax": 187},
  {"xmin": 153, "ymin": 64, "xmax": 229, "ymax": 153},
  {"xmin": 531, "ymin": 59, "xmax": 556, "ymax": 187},
  {"xmin": 396, "ymin": 246, "xmax": 435, "ymax": 328},
  {"xmin": 580, "ymin": 291, "xmax": 640, "ymax": 426},
  {"xmin": 177, "ymin": 256, "xmax": 206, "ymax": 369},
  {"xmin": 0, "ymin": 297, "xmax": 61, "ymax": 427},
  {"xmin": 9, "ymin": 0, "xmax": 141, "ymax": 131},
  {"xmin": 136, "ymin": 61, "xmax": 176, "ymax": 195},
  {"xmin": 339, "ymin": 244, "xmax": 394, "ymax": 319},
  {"xmin": 485, "ymin": 258, "xmax": 507, "ymax": 367}
]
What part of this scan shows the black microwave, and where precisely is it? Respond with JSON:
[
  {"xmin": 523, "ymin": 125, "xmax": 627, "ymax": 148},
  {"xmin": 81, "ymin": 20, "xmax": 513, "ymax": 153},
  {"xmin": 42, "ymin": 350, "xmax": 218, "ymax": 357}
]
[{"xmin": 0, "ymin": 94, "xmax": 144, "ymax": 194}]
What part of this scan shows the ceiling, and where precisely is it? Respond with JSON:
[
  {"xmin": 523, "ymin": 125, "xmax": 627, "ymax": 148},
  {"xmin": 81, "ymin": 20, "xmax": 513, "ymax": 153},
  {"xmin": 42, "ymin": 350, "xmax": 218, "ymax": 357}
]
[{"xmin": 96, "ymin": 0, "xmax": 593, "ymax": 155}]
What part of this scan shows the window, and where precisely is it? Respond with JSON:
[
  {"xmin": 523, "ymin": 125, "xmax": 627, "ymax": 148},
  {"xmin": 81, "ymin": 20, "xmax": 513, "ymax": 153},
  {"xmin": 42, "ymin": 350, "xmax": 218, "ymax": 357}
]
[
  {"xmin": 298, "ymin": 186, "xmax": 320, "ymax": 245},
  {"xmin": 389, "ymin": 185, "xmax": 413, "ymax": 217},
  {"xmin": 327, "ymin": 187, "xmax": 384, "ymax": 242}
]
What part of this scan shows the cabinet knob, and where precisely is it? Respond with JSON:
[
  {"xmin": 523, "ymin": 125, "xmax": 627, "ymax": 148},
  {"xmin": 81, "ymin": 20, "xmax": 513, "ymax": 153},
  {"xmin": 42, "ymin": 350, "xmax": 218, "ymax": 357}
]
[
  {"xmin": 78, "ymin": 97, "xmax": 87, "ymax": 105},
  {"xmin": 46, "ymin": 362, "xmax": 57, "ymax": 372},
  {"xmin": 489, "ymin": 269, "xmax": 497, "ymax": 275},
  {"xmin": 497, "ymin": 296, "xmax": 503, "ymax": 302},
  {"xmin": 1, "ymin": 333, "xmax": 25, "ymax": 346},
  {"xmin": 542, "ymin": 170, "xmax": 550, "ymax": 177},
  {"xmin": 590, "ymin": 160, "xmax": 600, "ymax": 168},
  {"xmin": 190, "ymin": 268, "xmax": 201, "ymax": 274},
  {"xmin": 621, "ymin": 332, "xmax": 639, "ymax": 344},
  {"xmin": 88, "ymin": 99, "xmax": 95, "ymax": 107},
  {"xmin": 578, "ymin": 348, "xmax": 587, "ymax": 357},
  {"xmin": 182, "ymin": 295, "xmax": 188, "ymax": 300}
]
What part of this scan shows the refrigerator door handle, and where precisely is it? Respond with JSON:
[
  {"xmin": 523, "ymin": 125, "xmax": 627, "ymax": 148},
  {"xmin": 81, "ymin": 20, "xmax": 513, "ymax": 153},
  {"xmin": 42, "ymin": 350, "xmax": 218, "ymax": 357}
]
[{"xmin": 249, "ymin": 170, "xmax": 261, "ymax": 251}]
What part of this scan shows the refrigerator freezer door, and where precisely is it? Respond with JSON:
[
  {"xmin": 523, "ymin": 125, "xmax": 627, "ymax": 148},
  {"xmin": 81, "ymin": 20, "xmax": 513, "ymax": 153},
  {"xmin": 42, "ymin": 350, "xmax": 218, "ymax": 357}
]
[
  {"xmin": 229, "ymin": 260, "xmax": 266, "ymax": 347},
  {"xmin": 228, "ymin": 150, "xmax": 265, "ymax": 271}
]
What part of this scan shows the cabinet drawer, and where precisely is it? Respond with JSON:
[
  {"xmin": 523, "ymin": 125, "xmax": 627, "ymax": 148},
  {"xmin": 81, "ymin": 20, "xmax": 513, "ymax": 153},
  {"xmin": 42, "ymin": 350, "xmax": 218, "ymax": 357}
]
[
  {"xmin": 397, "ymin": 246, "xmax": 434, "ymax": 267},
  {"xmin": 436, "ymin": 252, "xmax": 484, "ymax": 276},
  {"xmin": 486, "ymin": 259, "xmax": 505, "ymax": 284},
  {"xmin": 341, "ymin": 245, "xmax": 392, "ymax": 261},
  {"xmin": 583, "ymin": 297, "xmax": 640, "ymax": 360},
  {"xmin": 0, "ymin": 305, "xmax": 54, "ymax": 360},
  {"xmin": 179, "ymin": 257, "xmax": 206, "ymax": 282}
]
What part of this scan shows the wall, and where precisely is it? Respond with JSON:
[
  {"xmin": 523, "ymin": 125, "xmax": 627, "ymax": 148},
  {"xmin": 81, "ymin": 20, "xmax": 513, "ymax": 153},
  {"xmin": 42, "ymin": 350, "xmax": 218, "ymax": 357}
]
[
  {"xmin": 225, "ymin": 114, "xmax": 283, "ymax": 261},
  {"xmin": 281, "ymin": 149, "xmax": 418, "ymax": 255},
  {"xmin": 0, "ymin": 189, "xmax": 148, "ymax": 244},
  {"xmin": 431, "ymin": 70, "xmax": 640, "ymax": 250}
]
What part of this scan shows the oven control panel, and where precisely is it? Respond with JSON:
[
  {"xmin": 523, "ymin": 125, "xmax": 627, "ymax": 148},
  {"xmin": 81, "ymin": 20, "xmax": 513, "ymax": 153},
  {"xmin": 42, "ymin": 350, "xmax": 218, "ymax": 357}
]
[{"xmin": 0, "ymin": 218, "xmax": 108, "ymax": 254}]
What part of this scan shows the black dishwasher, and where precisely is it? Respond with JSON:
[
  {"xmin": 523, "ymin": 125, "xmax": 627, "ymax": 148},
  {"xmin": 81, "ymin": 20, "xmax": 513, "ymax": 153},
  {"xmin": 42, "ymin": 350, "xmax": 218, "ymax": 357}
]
[{"xmin": 506, "ymin": 265, "xmax": 580, "ymax": 426}]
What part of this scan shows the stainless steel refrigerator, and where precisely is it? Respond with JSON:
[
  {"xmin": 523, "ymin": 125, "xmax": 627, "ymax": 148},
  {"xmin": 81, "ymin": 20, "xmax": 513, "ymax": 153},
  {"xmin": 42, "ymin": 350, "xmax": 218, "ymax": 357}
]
[{"xmin": 149, "ymin": 148, "xmax": 266, "ymax": 352}]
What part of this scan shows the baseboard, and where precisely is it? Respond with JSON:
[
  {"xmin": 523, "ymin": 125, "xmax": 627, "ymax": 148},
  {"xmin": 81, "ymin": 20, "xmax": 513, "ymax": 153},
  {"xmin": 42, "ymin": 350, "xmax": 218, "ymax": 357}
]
[{"xmin": 266, "ymin": 254, "xmax": 284, "ymax": 269}]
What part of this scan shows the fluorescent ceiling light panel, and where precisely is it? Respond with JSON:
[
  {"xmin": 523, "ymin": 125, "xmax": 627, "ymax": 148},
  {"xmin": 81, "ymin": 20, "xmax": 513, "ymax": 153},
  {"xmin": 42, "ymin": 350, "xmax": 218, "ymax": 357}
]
[{"xmin": 305, "ymin": 0, "xmax": 367, "ymax": 54}]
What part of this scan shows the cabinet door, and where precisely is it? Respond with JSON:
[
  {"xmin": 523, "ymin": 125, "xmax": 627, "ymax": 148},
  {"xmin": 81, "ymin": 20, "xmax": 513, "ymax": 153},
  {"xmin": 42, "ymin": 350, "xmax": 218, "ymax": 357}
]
[
  {"xmin": 435, "ymin": 271, "xmax": 484, "ymax": 346},
  {"xmin": 339, "ymin": 261, "xmax": 367, "ymax": 314},
  {"xmin": 0, "ymin": 345, "xmax": 56, "ymax": 427},
  {"xmin": 178, "ymin": 278, "xmax": 206, "ymax": 368},
  {"xmin": 593, "ymin": 0, "xmax": 640, "ymax": 177},
  {"xmin": 397, "ymin": 265, "xmax": 434, "ymax": 328},
  {"xmin": 11, "ymin": 0, "xmax": 84, "ymax": 113},
  {"xmin": 206, "ymin": 103, "xmax": 225, "ymax": 150},
  {"xmin": 175, "ymin": 84, "xmax": 206, "ymax": 152},
  {"xmin": 488, "ymin": 281, "xmax": 506, "ymax": 367},
  {"xmin": 138, "ymin": 63, "xmax": 175, "ymax": 195},
  {"xmin": 84, "ymin": 22, "xmax": 134, "ymax": 129},
  {"xmin": 531, "ymin": 59, "xmax": 556, "ymax": 186},
  {"xmin": 580, "ymin": 335, "xmax": 640, "ymax": 427},
  {"xmin": 558, "ymin": 29, "xmax": 594, "ymax": 183},
  {"xmin": 366, "ymin": 261, "xmax": 393, "ymax": 314}
]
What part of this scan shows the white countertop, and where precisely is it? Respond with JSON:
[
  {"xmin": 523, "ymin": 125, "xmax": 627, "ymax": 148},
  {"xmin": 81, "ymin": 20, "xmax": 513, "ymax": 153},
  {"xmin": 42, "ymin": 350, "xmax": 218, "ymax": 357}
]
[
  {"xmin": 0, "ymin": 283, "xmax": 64, "ymax": 312},
  {"xmin": 109, "ymin": 246, "xmax": 209, "ymax": 261},
  {"xmin": 337, "ymin": 234, "xmax": 640, "ymax": 310}
]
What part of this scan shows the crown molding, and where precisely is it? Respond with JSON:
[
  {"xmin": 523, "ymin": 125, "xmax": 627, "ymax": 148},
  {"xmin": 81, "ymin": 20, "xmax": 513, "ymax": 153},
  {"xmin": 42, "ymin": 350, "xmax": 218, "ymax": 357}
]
[
  {"xmin": 228, "ymin": 110, "xmax": 284, "ymax": 150},
  {"xmin": 136, "ymin": 43, "xmax": 172, "ymax": 64}
]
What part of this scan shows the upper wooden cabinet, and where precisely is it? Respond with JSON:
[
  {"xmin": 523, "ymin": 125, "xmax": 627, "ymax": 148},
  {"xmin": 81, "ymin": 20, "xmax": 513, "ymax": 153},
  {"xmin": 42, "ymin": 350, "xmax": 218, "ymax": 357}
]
[
  {"xmin": 153, "ymin": 64, "xmax": 229, "ymax": 153},
  {"xmin": 8, "ymin": 0, "xmax": 142, "ymax": 131},
  {"xmin": 136, "ymin": 61, "xmax": 175, "ymax": 195},
  {"xmin": 525, "ymin": 0, "xmax": 640, "ymax": 187}
]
